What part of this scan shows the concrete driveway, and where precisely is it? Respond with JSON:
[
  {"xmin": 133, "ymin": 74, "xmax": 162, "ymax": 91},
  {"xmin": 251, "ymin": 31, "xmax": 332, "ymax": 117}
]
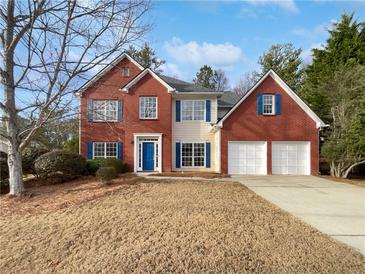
[{"xmin": 231, "ymin": 175, "xmax": 365, "ymax": 255}]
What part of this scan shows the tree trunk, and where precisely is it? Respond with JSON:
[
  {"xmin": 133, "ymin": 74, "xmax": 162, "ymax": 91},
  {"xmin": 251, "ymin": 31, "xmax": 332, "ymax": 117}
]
[
  {"xmin": 3, "ymin": 0, "xmax": 25, "ymax": 195},
  {"xmin": 342, "ymin": 160, "xmax": 365, "ymax": 179},
  {"xmin": 7, "ymin": 143, "xmax": 24, "ymax": 195}
]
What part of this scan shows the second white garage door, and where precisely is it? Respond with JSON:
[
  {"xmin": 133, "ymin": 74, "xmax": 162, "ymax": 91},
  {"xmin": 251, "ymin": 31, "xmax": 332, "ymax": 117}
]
[
  {"xmin": 228, "ymin": 142, "xmax": 267, "ymax": 175},
  {"xmin": 272, "ymin": 142, "xmax": 310, "ymax": 175}
]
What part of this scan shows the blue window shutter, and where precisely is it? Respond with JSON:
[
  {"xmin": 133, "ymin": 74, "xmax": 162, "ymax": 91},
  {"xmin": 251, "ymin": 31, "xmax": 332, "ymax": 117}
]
[
  {"xmin": 87, "ymin": 99, "xmax": 93, "ymax": 121},
  {"xmin": 205, "ymin": 142, "xmax": 211, "ymax": 168},
  {"xmin": 87, "ymin": 142, "xmax": 93, "ymax": 159},
  {"xmin": 257, "ymin": 94, "xmax": 263, "ymax": 115},
  {"xmin": 176, "ymin": 142, "xmax": 181, "ymax": 168},
  {"xmin": 275, "ymin": 94, "xmax": 281, "ymax": 115},
  {"xmin": 206, "ymin": 100, "xmax": 211, "ymax": 122},
  {"xmin": 118, "ymin": 100, "xmax": 122, "ymax": 121},
  {"xmin": 176, "ymin": 100, "xmax": 181, "ymax": 122},
  {"xmin": 117, "ymin": 143, "xmax": 122, "ymax": 160}
]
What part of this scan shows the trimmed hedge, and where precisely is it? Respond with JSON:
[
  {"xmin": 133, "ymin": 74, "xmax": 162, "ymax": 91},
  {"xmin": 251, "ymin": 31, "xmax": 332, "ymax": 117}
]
[
  {"xmin": 100, "ymin": 158, "xmax": 129, "ymax": 174},
  {"xmin": 86, "ymin": 158, "xmax": 129, "ymax": 175},
  {"xmin": 35, "ymin": 151, "xmax": 86, "ymax": 182},
  {"xmin": 96, "ymin": 166, "xmax": 117, "ymax": 184},
  {"xmin": 85, "ymin": 159, "xmax": 101, "ymax": 175},
  {"xmin": 22, "ymin": 148, "xmax": 49, "ymax": 176}
]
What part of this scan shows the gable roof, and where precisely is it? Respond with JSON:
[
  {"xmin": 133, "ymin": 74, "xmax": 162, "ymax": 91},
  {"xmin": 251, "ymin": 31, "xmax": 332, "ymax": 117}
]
[
  {"xmin": 121, "ymin": 68, "xmax": 176, "ymax": 93},
  {"xmin": 217, "ymin": 69, "xmax": 326, "ymax": 128},
  {"xmin": 76, "ymin": 53, "xmax": 144, "ymax": 95}
]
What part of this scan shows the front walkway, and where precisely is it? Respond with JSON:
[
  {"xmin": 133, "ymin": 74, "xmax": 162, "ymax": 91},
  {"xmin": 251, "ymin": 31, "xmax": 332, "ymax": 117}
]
[{"xmin": 230, "ymin": 175, "xmax": 365, "ymax": 255}]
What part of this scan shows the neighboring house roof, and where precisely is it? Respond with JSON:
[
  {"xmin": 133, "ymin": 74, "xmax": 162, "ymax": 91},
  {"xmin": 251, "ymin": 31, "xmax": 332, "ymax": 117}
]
[
  {"xmin": 217, "ymin": 69, "xmax": 327, "ymax": 128},
  {"xmin": 217, "ymin": 92, "xmax": 242, "ymax": 120},
  {"xmin": 218, "ymin": 91, "xmax": 242, "ymax": 107},
  {"xmin": 76, "ymin": 53, "xmax": 144, "ymax": 96},
  {"xmin": 122, "ymin": 68, "xmax": 222, "ymax": 94}
]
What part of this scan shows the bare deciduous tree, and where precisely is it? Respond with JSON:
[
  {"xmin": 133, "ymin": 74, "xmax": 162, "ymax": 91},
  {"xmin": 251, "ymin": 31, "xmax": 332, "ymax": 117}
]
[
  {"xmin": 0, "ymin": 0, "xmax": 152, "ymax": 195},
  {"xmin": 212, "ymin": 69, "xmax": 229, "ymax": 91},
  {"xmin": 233, "ymin": 71, "xmax": 259, "ymax": 95}
]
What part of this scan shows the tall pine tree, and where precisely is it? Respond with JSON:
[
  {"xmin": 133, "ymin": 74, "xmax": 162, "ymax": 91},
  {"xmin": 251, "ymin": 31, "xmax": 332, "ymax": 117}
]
[
  {"xmin": 257, "ymin": 43, "xmax": 304, "ymax": 91},
  {"xmin": 300, "ymin": 13, "xmax": 365, "ymax": 122}
]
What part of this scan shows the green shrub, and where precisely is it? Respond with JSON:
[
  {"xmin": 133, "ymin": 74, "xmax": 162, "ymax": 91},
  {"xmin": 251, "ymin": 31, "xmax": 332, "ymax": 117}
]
[
  {"xmin": 35, "ymin": 151, "xmax": 86, "ymax": 182},
  {"xmin": 96, "ymin": 166, "xmax": 117, "ymax": 184},
  {"xmin": 22, "ymin": 148, "xmax": 49, "ymax": 176},
  {"xmin": 63, "ymin": 137, "xmax": 79, "ymax": 153},
  {"xmin": 99, "ymin": 158, "xmax": 129, "ymax": 174},
  {"xmin": 86, "ymin": 159, "xmax": 101, "ymax": 175}
]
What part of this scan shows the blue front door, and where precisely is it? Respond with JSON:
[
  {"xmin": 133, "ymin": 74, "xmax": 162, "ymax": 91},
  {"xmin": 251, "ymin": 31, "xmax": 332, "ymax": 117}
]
[{"xmin": 142, "ymin": 142, "xmax": 155, "ymax": 171}]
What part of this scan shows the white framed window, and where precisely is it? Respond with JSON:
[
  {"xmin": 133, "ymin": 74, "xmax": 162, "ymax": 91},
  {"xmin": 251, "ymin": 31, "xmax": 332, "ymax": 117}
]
[
  {"xmin": 181, "ymin": 100, "xmax": 205, "ymax": 121},
  {"xmin": 139, "ymin": 97, "xmax": 157, "ymax": 119},
  {"xmin": 263, "ymin": 95, "xmax": 275, "ymax": 115},
  {"xmin": 122, "ymin": 67, "xmax": 130, "ymax": 77},
  {"xmin": 93, "ymin": 100, "xmax": 118, "ymax": 121},
  {"xmin": 181, "ymin": 143, "xmax": 205, "ymax": 167},
  {"xmin": 93, "ymin": 142, "xmax": 117, "ymax": 159}
]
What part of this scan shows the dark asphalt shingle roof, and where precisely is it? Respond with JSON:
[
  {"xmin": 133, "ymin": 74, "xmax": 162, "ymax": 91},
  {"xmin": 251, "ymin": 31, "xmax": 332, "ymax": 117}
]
[
  {"xmin": 160, "ymin": 75, "xmax": 217, "ymax": 93},
  {"xmin": 218, "ymin": 92, "xmax": 242, "ymax": 107}
]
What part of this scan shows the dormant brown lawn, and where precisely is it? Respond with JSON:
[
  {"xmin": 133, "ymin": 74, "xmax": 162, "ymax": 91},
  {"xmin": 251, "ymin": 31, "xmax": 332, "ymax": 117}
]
[{"xmin": 1, "ymin": 178, "xmax": 364, "ymax": 273}]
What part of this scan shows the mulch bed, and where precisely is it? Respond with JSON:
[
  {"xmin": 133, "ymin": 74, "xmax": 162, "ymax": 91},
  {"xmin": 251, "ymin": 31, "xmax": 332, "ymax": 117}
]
[
  {"xmin": 149, "ymin": 171, "xmax": 230, "ymax": 179},
  {"xmin": 0, "ymin": 173, "xmax": 146, "ymax": 216},
  {"xmin": 320, "ymin": 175, "xmax": 365, "ymax": 187}
]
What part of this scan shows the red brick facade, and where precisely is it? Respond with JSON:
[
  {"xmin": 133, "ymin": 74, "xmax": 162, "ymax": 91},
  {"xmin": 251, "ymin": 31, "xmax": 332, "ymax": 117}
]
[
  {"xmin": 80, "ymin": 57, "xmax": 172, "ymax": 171},
  {"xmin": 80, "ymin": 55, "xmax": 321, "ymax": 175},
  {"xmin": 220, "ymin": 75, "xmax": 319, "ymax": 175}
]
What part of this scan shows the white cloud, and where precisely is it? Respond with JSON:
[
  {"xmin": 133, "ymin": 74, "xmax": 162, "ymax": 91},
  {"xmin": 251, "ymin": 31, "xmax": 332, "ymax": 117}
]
[
  {"xmin": 245, "ymin": 0, "xmax": 299, "ymax": 13},
  {"xmin": 291, "ymin": 24, "xmax": 327, "ymax": 40},
  {"xmin": 161, "ymin": 63, "xmax": 186, "ymax": 80},
  {"xmin": 163, "ymin": 37, "xmax": 244, "ymax": 68},
  {"xmin": 302, "ymin": 42, "xmax": 325, "ymax": 64}
]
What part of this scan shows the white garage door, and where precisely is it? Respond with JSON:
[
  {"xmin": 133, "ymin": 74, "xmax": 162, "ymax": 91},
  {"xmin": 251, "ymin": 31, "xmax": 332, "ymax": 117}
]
[
  {"xmin": 272, "ymin": 142, "xmax": 310, "ymax": 175},
  {"xmin": 228, "ymin": 142, "xmax": 267, "ymax": 175}
]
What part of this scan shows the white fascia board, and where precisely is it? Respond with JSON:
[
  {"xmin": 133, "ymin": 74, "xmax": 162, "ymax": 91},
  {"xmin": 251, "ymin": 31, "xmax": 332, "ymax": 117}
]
[
  {"xmin": 122, "ymin": 68, "xmax": 175, "ymax": 93},
  {"xmin": 269, "ymin": 71, "xmax": 326, "ymax": 128},
  {"xmin": 77, "ymin": 53, "xmax": 144, "ymax": 95},
  {"xmin": 218, "ymin": 70, "xmax": 326, "ymax": 128}
]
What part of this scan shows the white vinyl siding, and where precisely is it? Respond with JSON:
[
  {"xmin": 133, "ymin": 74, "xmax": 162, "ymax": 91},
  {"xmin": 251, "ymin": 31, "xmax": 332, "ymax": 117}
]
[
  {"xmin": 272, "ymin": 142, "xmax": 310, "ymax": 175},
  {"xmin": 172, "ymin": 96, "xmax": 218, "ymax": 172},
  {"xmin": 228, "ymin": 142, "xmax": 267, "ymax": 175}
]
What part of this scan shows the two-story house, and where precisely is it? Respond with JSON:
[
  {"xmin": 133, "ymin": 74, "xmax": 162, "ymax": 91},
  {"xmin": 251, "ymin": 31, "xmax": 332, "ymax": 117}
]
[{"xmin": 77, "ymin": 53, "xmax": 325, "ymax": 175}]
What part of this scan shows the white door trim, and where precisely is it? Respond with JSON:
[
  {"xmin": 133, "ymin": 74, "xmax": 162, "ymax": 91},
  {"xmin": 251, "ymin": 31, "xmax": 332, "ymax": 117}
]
[{"xmin": 133, "ymin": 133, "xmax": 163, "ymax": 173}]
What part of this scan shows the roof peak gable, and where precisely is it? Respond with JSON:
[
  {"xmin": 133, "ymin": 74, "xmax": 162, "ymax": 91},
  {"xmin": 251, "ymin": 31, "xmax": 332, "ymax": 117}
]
[
  {"xmin": 217, "ymin": 69, "xmax": 326, "ymax": 128},
  {"xmin": 76, "ymin": 52, "xmax": 144, "ymax": 96}
]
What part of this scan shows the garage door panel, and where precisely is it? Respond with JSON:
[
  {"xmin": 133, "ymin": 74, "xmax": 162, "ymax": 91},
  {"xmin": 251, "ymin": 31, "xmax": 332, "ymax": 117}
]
[
  {"xmin": 272, "ymin": 142, "xmax": 310, "ymax": 175},
  {"xmin": 228, "ymin": 142, "xmax": 267, "ymax": 175}
]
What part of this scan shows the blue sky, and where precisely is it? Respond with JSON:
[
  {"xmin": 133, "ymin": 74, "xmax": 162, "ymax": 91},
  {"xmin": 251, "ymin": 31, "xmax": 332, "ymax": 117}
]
[{"xmin": 143, "ymin": 0, "xmax": 365, "ymax": 87}]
